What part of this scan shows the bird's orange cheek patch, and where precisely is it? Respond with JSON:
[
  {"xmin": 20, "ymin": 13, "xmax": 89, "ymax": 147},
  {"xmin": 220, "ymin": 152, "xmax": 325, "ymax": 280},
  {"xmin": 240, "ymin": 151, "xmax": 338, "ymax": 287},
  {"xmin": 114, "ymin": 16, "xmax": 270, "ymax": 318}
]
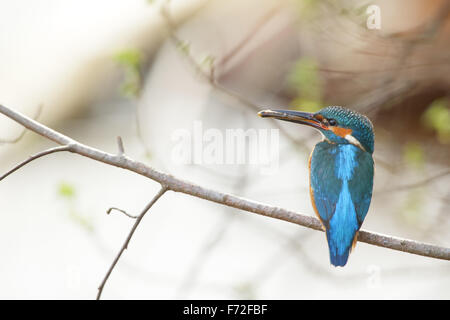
[{"xmin": 330, "ymin": 127, "xmax": 352, "ymax": 138}]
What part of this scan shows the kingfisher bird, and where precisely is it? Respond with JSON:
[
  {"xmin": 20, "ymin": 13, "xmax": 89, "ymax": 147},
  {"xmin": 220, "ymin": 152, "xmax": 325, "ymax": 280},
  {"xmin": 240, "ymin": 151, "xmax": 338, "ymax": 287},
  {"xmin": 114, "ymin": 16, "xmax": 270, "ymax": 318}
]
[{"xmin": 258, "ymin": 106, "xmax": 374, "ymax": 267}]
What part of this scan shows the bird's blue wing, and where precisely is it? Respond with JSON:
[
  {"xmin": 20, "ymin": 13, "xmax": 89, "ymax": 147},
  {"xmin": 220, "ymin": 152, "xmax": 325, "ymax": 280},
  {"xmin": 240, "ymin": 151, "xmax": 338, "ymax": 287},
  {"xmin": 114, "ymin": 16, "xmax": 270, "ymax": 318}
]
[
  {"xmin": 309, "ymin": 142, "xmax": 342, "ymax": 227},
  {"xmin": 348, "ymin": 150, "xmax": 374, "ymax": 226}
]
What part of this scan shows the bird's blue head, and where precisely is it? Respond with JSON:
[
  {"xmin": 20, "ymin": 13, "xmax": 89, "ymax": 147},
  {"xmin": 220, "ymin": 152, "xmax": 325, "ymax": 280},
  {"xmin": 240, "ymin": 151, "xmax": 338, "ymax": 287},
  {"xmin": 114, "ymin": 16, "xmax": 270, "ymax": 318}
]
[{"xmin": 258, "ymin": 106, "xmax": 374, "ymax": 154}]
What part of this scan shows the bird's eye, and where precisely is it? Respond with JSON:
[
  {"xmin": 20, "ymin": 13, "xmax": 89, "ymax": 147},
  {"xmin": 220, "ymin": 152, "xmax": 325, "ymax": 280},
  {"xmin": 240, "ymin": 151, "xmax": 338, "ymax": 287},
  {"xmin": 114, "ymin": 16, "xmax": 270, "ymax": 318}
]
[{"xmin": 328, "ymin": 119, "xmax": 337, "ymax": 126}]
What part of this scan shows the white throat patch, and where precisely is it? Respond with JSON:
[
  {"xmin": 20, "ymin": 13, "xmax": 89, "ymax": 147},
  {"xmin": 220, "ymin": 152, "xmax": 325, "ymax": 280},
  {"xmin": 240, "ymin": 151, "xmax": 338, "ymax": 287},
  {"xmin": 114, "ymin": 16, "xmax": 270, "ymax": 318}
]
[{"xmin": 344, "ymin": 134, "xmax": 366, "ymax": 151}]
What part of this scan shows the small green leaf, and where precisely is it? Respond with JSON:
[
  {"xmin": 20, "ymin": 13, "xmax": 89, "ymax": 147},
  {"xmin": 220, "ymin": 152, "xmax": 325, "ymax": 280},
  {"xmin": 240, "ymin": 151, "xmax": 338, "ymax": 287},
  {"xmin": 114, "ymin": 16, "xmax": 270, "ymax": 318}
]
[
  {"xmin": 421, "ymin": 98, "xmax": 450, "ymax": 144},
  {"xmin": 114, "ymin": 49, "xmax": 143, "ymax": 99},
  {"xmin": 176, "ymin": 40, "xmax": 190, "ymax": 55},
  {"xmin": 120, "ymin": 78, "xmax": 140, "ymax": 99},
  {"xmin": 288, "ymin": 58, "xmax": 320, "ymax": 97},
  {"xmin": 201, "ymin": 55, "xmax": 215, "ymax": 68},
  {"xmin": 400, "ymin": 190, "xmax": 424, "ymax": 227},
  {"xmin": 58, "ymin": 182, "xmax": 75, "ymax": 198},
  {"xmin": 291, "ymin": 98, "xmax": 321, "ymax": 112},
  {"xmin": 114, "ymin": 49, "xmax": 141, "ymax": 69},
  {"xmin": 288, "ymin": 57, "xmax": 322, "ymax": 111},
  {"xmin": 403, "ymin": 142, "xmax": 424, "ymax": 170}
]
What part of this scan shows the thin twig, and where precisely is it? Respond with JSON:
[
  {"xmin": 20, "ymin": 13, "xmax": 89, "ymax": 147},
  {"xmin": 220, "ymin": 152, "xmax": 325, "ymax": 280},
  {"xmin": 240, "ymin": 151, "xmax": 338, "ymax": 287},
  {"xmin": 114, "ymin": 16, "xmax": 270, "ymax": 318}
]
[
  {"xmin": 376, "ymin": 170, "xmax": 450, "ymax": 195},
  {"xmin": 97, "ymin": 186, "xmax": 167, "ymax": 300},
  {"xmin": 0, "ymin": 145, "xmax": 71, "ymax": 182},
  {"xmin": 106, "ymin": 207, "xmax": 137, "ymax": 219},
  {"xmin": 116, "ymin": 136, "xmax": 125, "ymax": 156},
  {"xmin": 0, "ymin": 104, "xmax": 449, "ymax": 262},
  {"xmin": 215, "ymin": 4, "xmax": 283, "ymax": 69}
]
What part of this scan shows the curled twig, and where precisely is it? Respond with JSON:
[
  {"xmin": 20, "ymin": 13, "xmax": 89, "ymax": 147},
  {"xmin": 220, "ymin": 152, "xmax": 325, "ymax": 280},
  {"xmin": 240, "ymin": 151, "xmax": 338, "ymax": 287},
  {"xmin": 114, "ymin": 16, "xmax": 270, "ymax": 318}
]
[{"xmin": 106, "ymin": 207, "xmax": 137, "ymax": 219}]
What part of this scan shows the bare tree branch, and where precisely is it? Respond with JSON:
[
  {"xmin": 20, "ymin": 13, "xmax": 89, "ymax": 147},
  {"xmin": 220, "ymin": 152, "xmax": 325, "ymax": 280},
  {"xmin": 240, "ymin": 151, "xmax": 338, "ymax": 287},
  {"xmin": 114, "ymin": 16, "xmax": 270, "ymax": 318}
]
[
  {"xmin": 0, "ymin": 104, "xmax": 449, "ymax": 263},
  {"xmin": 97, "ymin": 186, "xmax": 167, "ymax": 300},
  {"xmin": 0, "ymin": 104, "xmax": 42, "ymax": 144}
]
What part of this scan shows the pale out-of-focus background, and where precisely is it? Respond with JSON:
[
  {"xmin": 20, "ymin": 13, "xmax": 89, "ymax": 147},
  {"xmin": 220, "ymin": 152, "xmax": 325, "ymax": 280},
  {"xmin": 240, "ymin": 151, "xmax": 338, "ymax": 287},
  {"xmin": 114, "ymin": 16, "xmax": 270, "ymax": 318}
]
[{"xmin": 0, "ymin": 0, "xmax": 449, "ymax": 299}]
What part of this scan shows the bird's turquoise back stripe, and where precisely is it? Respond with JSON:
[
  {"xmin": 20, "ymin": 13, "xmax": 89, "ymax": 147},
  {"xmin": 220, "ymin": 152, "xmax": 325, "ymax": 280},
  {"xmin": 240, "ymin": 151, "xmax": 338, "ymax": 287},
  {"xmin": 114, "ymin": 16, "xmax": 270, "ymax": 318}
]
[
  {"xmin": 336, "ymin": 144, "xmax": 357, "ymax": 180},
  {"xmin": 327, "ymin": 179, "xmax": 358, "ymax": 262},
  {"xmin": 328, "ymin": 145, "xmax": 359, "ymax": 264}
]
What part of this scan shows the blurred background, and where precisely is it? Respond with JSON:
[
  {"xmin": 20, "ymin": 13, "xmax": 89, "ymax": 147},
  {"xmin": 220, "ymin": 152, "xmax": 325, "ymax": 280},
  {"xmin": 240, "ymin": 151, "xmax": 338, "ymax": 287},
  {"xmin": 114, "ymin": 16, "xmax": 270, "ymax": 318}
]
[{"xmin": 0, "ymin": 0, "xmax": 449, "ymax": 299}]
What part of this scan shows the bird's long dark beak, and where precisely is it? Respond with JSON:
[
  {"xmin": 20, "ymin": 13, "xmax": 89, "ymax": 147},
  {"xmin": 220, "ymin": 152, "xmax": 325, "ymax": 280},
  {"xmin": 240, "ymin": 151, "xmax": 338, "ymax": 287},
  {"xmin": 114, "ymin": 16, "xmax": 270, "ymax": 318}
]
[{"xmin": 258, "ymin": 109, "xmax": 323, "ymax": 130}]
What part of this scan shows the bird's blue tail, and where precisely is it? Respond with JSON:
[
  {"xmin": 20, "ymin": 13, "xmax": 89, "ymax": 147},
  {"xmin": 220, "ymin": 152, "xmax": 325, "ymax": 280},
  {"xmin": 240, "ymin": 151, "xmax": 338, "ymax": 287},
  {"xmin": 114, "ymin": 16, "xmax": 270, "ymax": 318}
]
[{"xmin": 326, "ymin": 229, "xmax": 352, "ymax": 267}]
